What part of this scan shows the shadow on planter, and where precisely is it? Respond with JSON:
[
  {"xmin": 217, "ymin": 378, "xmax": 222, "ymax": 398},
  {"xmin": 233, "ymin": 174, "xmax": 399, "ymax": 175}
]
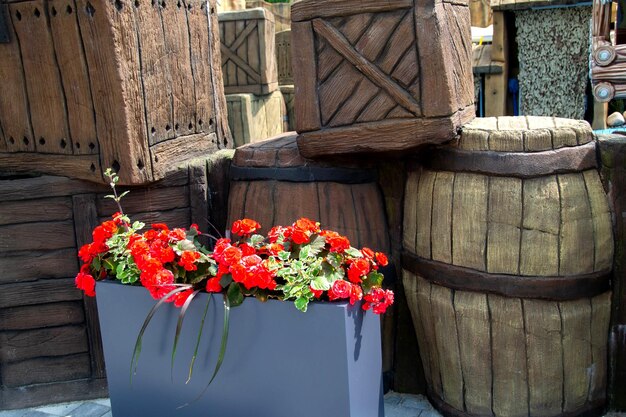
[{"xmin": 96, "ymin": 280, "xmax": 384, "ymax": 417}]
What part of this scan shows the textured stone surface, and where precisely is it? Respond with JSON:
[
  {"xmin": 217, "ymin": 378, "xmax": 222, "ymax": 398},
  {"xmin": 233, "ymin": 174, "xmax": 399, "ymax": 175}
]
[{"xmin": 515, "ymin": 7, "xmax": 591, "ymax": 119}]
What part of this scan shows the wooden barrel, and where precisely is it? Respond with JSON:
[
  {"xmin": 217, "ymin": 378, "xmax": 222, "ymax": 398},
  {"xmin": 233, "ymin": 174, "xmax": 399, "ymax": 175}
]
[
  {"xmin": 227, "ymin": 132, "xmax": 390, "ymax": 252},
  {"xmin": 402, "ymin": 116, "xmax": 613, "ymax": 417}
]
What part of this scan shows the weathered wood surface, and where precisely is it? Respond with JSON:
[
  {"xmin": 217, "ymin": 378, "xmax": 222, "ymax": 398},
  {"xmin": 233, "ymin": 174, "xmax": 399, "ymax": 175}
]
[
  {"xmin": 492, "ymin": 0, "xmax": 591, "ymax": 10},
  {"xmin": 292, "ymin": 0, "xmax": 474, "ymax": 156},
  {"xmin": 280, "ymin": 84, "xmax": 295, "ymax": 131},
  {"xmin": 0, "ymin": 325, "xmax": 88, "ymax": 362},
  {"xmin": 0, "ymin": 249, "xmax": 78, "ymax": 284},
  {"xmin": 0, "ymin": 302, "xmax": 85, "ymax": 331},
  {"xmin": 0, "ymin": 378, "xmax": 108, "ymax": 410},
  {"xmin": 229, "ymin": 133, "xmax": 389, "ymax": 251},
  {"xmin": 246, "ymin": 0, "xmax": 290, "ymax": 32},
  {"xmin": 219, "ymin": 8, "xmax": 278, "ymax": 95},
  {"xmin": 404, "ymin": 117, "xmax": 610, "ymax": 279},
  {"xmin": 597, "ymin": 135, "xmax": 626, "ymax": 409},
  {"xmin": 1, "ymin": 353, "xmax": 91, "ymax": 387},
  {"xmin": 472, "ymin": 44, "xmax": 503, "ymax": 75},
  {"xmin": 402, "ymin": 271, "xmax": 612, "ymax": 417},
  {"xmin": 276, "ymin": 30, "xmax": 292, "ymax": 84},
  {"xmin": 226, "ymin": 91, "xmax": 285, "ymax": 147},
  {"xmin": 0, "ymin": 0, "xmax": 231, "ymax": 184},
  {"xmin": 218, "ymin": 0, "xmax": 245, "ymax": 12}
]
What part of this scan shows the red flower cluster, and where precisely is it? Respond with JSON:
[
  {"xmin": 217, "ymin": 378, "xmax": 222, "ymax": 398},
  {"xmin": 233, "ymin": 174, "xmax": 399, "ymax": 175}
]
[
  {"xmin": 363, "ymin": 287, "xmax": 395, "ymax": 314},
  {"xmin": 207, "ymin": 237, "xmax": 278, "ymax": 292}
]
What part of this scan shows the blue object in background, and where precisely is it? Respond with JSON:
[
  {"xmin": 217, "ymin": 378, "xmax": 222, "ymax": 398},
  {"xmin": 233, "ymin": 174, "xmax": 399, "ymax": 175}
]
[{"xmin": 509, "ymin": 78, "xmax": 519, "ymax": 116}]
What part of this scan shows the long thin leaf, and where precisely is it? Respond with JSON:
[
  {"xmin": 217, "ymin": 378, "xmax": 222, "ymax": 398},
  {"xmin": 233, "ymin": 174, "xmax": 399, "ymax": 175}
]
[
  {"xmin": 186, "ymin": 295, "xmax": 212, "ymax": 384},
  {"xmin": 177, "ymin": 296, "xmax": 231, "ymax": 409},
  {"xmin": 171, "ymin": 290, "xmax": 201, "ymax": 382},
  {"xmin": 130, "ymin": 286, "xmax": 191, "ymax": 384}
]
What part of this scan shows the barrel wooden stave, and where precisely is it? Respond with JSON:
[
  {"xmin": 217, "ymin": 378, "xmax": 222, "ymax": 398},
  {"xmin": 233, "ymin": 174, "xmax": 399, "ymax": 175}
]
[{"xmin": 403, "ymin": 270, "xmax": 611, "ymax": 417}]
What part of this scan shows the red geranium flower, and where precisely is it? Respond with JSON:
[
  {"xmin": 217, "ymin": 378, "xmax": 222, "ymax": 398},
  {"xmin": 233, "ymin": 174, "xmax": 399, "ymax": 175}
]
[
  {"xmin": 179, "ymin": 251, "xmax": 201, "ymax": 271},
  {"xmin": 75, "ymin": 271, "xmax": 96, "ymax": 297},
  {"xmin": 328, "ymin": 280, "xmax": 351, "ymax": 301},
  {"xmin": 347, "ymin": 258, "xmax": 370, "ymax": 284},
  {"xmin": 232, "ymin": 218, "xmax": 261, "ymax": 236},
  {"xmin": 375, "ymin": 252, "xmax": 389, "ymax": 267}
]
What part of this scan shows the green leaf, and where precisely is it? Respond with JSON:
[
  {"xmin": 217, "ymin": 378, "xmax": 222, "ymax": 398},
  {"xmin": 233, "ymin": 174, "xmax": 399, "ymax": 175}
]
[
  {"xmin": 118, "ymin": 190, "xmax": 130, "ymax": 199},
  {"xmin": 226, "ymin": 282, "xmax": 244, "ymax": 307},
  {"xmin": 171, "ymin": 290, "xmax": 200, "ymax": 382},
  {"xmin": 308, "ymin": 235, "xmax": 326, "ymax": 256},
  {"xmin": 294, "ymin": 296, "xmax": 309, "ymax": 312},
  {"xmin": 104, "ymin": 194, "xmax": 115, "ymax": 200},
  {"xmin": 116, "ymin": 262, "xmax": 125, "ymax": 277},
  {"xmin": 345, "ymin": 247, "xmax": 362, "ymax": 258},
  {"xmin": 298, "ymin": 245, "xmax": 310, "ymax": 259},
  {"xmin": 130, "ymin": 286, "xmax": 191, "ymax": 384},
  {"xmin": 278, "ymin": 251, "xmax": 291, "ymax": 261},
  {"xmin": 176, "ymin": 240, "xmax": 196, "ymax": 253},
  {"xmin": 91, "ymin": 257, "xmax": 101, "ymax": 271},
  {"xmin": 326, "ymin": 252, "xmax": 342, "ymax": 269},
  {"xmin": 248, "ymin": 234, "xmax": 265, "ymax": 245},
  {"xmin": 219, "ymin": 273, "xmax": 233, "ymax": 288},
  {"xmin": 310, "ymin": 275, "xmax": 331, "ymax": 291},
  {"xmin": 362, "ymin": 271, "xmax": 384, "ymax": 294}
]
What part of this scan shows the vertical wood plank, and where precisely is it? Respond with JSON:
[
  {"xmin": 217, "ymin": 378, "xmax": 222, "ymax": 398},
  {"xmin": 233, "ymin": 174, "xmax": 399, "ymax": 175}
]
[
  {"xmin": 224, "ymin": 19, "xmax": 238, "ymax": 87},
  {"xmin": 188, "ymin": 0, "xmax": 215, "ymax": 135},
  {"xmin": 431, "ymin": 284, "xmax": 464, "ymax": 411},
  {"xmin": 524, "ymin": 299, "xmax": 563, "ymax": 416},
  {"xmin": 403, "ymin": 169, "xmax": 420, "ymax": 254},
  {"xmin": 455, "ymin": 291, "xmax": 492, "ymax": 415},
  {"xmin": 161, "ymin": 0, "xmax": 196, "ymax": 138},
  {"xmin": 317, "ymin": 182, "xmax": 360, "ymax": 247},
  {"xmin": 49, "ymin": 0, "xmax": 98, "ymax": 155},
  {"xmin": 561, "ymin": 299, "xmax": 592, "ymax": 412},
  {"xmin": 520, "ymin": 176, "xmax": 560, "ymax": 276},
  {"xmin": 189, "ymin": 162, "xmax": 208, "ymax": 238},
  {"xmin": 558, "ymin": 173, "xmax": 595, "ymax": 275},
  {"xmin": 583, "ymin": 170, "xmax": 614, "ymax": 272},
  {"xmin": 416, "ymin": 275, "xmax": 443, "ymax": 396},
  {"xmin": 235, "ymin": 20, "xmax": 249, "ymax": 86},
  {"xmin": 490, "ymin": 294, "xmax": 529, "ymax": 417},
  {"xmin": 402, "ymin": 271, "xmax": 433, "ymax": 389},
  {"xmin": 77, "ymin": 0, "xmax": 152, "ymax": 183},
  {"xmin": 248, "ymin": 22, "xmax": 261, "ymax": 84},
  {"xmin": 72, "ymin": 193, "xmax": 106, "ymax": 379},
  {"xmin": 11, "ymin": 0, "xmax": 72, "ymax": 154},
  {"xmin": 431, "ymin": 171, "xmax": 454, "ymax": 264},
  {"xmin": 0, "ymin": 9, "xmax": 35, "ymax": 152},
  {"xmin": 135, "ymin": 0, "xmax": 174, "ymax": 145},
  {"xmin": 272, "ymin": 182, "xmax": 320, "ymax": 227},
  {"xmin": 226, "ymin": 181, "xmax": 249, "ymax": 227},
  {"xmin": 415, "ymin": 169, "xmax": 436, "ymax": 259},
  {"xmin": 260, "ymin": 9, "xmax": 275, "ymax": 86},
  {"xmin": 452, "ymin": 173, "xmax": 488, "ymax": 271},
  {"xmin": 484, "ymin": 11, "xmax": 508, "ymax": 117},
  {"xmin": 351, "ymin": 183, "xmax": 389, "ymax": 252},
  {"xmin": 487, "ymin": 176, "xmax": 522, "ymax": 274},
  {"xmin": 589, "ymin": 292, "xmax": 610, "ymax": 403},
  {"xmin": 292, "ymin": 20, "xmax": 321, "ymax": 132}
]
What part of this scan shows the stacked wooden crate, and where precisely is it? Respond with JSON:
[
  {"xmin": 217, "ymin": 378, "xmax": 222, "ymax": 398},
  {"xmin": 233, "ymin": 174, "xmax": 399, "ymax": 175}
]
[
  {"xmin": 219, "ymin": 8, "xmax": 285, "ymax": 145},
  {"xmin": 0, "ymin": 0, "xmax": 233, "ymax": 408}
]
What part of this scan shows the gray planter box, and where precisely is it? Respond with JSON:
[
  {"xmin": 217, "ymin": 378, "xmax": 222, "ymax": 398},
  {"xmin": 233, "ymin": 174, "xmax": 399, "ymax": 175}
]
[{"xmin": 96, "ymin": 280, "xmax": 384, "ymax": 417}]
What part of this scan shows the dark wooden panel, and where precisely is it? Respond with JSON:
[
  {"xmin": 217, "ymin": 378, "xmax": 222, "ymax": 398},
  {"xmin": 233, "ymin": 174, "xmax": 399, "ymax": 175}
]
[
  {"xmin": 0, "ymin": 325, "xmax": 88, "ymax": 362},
  {"xmin": 0, "ymin": 249, "xmax": 78, "ymax": 283},
  {"xmin": 1, "ymin": 353, "xmax": 91, "ymax": 387},
  {"xmin": 0, "ymin": 279, "xmax": 82, "ymax": 309},
  {"xmin": 0, "ymin": 221, "xmax": 76, "ymax": 252},
  {"xmin": 0, "ymin": 176, "xmax": 105, "ymax": 201},
  {"xmin": 0, "ymin": 197, "xmax": 73, "ymax": 226},
  {"xmin": 99, "ymin": 208, "xmax": 191, "ymax": 230},
  {"xmin": 96, "ymin": 185, "xmax": 190, "ymax": 216},
  {"xmin": 0, "ymin": 301, "xmax": 85, "ymax": 331},
  {"xmin": 0, "ymin": 378, "xmax": 108, "ymax": 410}
]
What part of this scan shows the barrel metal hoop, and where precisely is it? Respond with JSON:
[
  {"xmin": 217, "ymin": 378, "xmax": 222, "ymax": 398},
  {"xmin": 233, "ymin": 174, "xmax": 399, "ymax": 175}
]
[
  {"xmin": 426, "ymin": 387, "xmax": 606, "ymax": 417},
  {"xmin": 229, "ymin": 165, "xmax": 378, "ymax": 183},
  {"xmin": 419, "ymin": 141, "xmax": 597, "ymax": 178},
  {"xmin": 401, "ymin": 251, "xmax": 610, "ymax": 301}
]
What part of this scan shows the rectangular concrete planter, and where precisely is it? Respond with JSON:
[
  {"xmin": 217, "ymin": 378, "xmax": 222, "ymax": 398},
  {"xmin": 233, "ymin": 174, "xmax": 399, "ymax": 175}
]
[{"xmin": 96, "ymin": 280, "xmax": 384, "ymax": 417}]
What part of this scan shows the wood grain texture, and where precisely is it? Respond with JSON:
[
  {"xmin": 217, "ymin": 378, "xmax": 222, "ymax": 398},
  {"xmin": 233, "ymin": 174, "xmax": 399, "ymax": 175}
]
[
  {"xmin": 589, "ymin": 291, "xmax": 610, "ymax": 403},
  {"xmin": 454, "ymin": 291, "xmax": 492, "ymax": 415},
  {"xmin": 490, "ymin": 294, "xmax": 529, "ymax": 417},
  {"xmin": 0, "ymin": 301, "xmax": 85, "ymax": 331},
  {"xmin": 0, "ymin": 221, "xmax": 75, "ymax": 252},
  {"xmin": 0, "ymin": 325, "xmax": 88, "ymax": 362},
  {"xmin": 583, "ymin": 170, "xmax": 614, "ymax": 272},
  {"xmin": 431, "ymin": 284, "xmax": 464, "ymax": 411},
  {"xmin": 292, "ymin": 20, "xmax": 321, "ymax": 132},
  {"xmin": 415, "ymin": 170, "xmax": 436, "ymax": 259},
  {"xmin": 452, "ymin": 173, "xmax": 488, "ymax": 271},
  {"xmin": 150, "ymin": 133, "xmax": 219, "ymax": 180},
  {"xmin": 226, "ymin": 91, "xmax": 285, "ymax": 147},
  {"xmin": 49, "ymin": 0, "xmax": 98, "ymax": 155},
  {"xmin": 0, "ymin": 249, "xmax": 78, "ymax": 283},
  {"xmin": 431, "ymin": 172, "xmax": 454, "ymax": 264},
  {"xmin": 524, "ymin": 299, "xmax": 563, "ymax": 416},
  {"xmin": 487, "ymin": 176, "xmax": 522, "ymax": 274},
  {"xmin": 11, "ymin": 0, "xmax": 72, "ymax": 154},
  {"xmin": 0, "ymin": 378, "xmax": 108, "ymax": 410},
  {"xmin": 0, "ymin": 175, "xmax": 106, "ymax": 201},
  {"xmin": 161, "ymin": 0, "xmax": 196, "ymax": 139},
  {"xmin": 0, "ymin": 15, "xmax": 34, "ymax": 153},
  {"xmin": 291, "ymin": 0, "xmax": 412, "ymax": 22},
  {"xmin": 415, "ymin": 274, "xmax": 443, "ymax": 396},
  {"xmin": 403, "ymin": 169, "xmax": 420, "ymax": 254},
  {"xmin": 0, "ymin": 279, "xmax": 82, "ymax": 309},
  {"xmin": 0, "ymin": 197, "xmax": 72, "ymax": 226},
  {"xmin": 77, "ymin": 0, "xmax": 152, "ymax": 183},
  {"xmin": 558, "ymin": 173, "xmax": 595, "ymax": 275},
  {"xmin": 561, "ymin": 299, "xmax": 592, "ymax": 412},
  {"xmin": 1, "ymin": 353, "xmax": 91, "ymax": 387},
  {"xmin": 276, "ymin": 29, "xmax": 292, "ymax": 84},
  {"xmin": 0, "ymin": 153, "xmax": 101, "ymax": 182}
]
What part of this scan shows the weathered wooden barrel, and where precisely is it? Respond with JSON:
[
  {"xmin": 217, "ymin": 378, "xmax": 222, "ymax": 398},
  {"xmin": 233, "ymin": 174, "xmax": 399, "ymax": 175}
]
[
  {"xmin": 227, "ymin": 132, "xmax": 390, "ymax": 252},
  {"xmin": 402, "ymin": 116, "xmax": 613, "ymax": 417}
]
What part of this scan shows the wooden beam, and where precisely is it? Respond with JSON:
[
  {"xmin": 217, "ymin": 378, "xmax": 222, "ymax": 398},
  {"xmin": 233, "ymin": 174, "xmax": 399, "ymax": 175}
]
[{"xmin": 291, "ymin": 0, "xmax": 412, "ymax": 22}]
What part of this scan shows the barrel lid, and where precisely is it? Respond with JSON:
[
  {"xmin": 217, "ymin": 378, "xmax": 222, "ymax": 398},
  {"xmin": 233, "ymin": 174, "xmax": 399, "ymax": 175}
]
[{"xmin": 457, "ymin": 116, "xmax": 593, "ymax": 152}]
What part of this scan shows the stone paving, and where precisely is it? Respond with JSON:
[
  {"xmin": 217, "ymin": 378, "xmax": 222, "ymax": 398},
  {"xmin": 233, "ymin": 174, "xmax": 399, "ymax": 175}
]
[{"xmin": 1, "ymin": 393, "xmax": 624, "ymax": 417}]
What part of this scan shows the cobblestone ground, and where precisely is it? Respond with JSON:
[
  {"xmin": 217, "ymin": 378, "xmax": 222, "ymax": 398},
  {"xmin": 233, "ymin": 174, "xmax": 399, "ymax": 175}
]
[{"xmin": 0, "ymin": 394, "xmax": 624, "ymax": 417}]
